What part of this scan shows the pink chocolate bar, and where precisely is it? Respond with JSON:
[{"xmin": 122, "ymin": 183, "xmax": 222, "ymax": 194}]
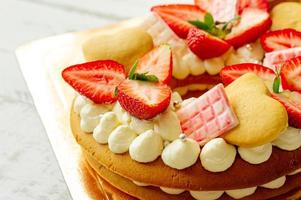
[
  {"xmin": 263, "ymin": 47, "xmax": 301, "ymax": 70},
  {"xmin": 177, "ymin": 84, "xmax": 239, "ymax": 143}
]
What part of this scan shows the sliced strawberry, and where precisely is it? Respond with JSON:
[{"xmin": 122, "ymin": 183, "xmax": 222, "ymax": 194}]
[
  {"xmin": 117, "ymin": 79, "xmax": 171, "ymax": 119},
  {"xmin": 62, "ymin": 60, "xmax": 126, "ymax": 104},
  {"xmin": 281, "ymin": 56, "xmax": 301, "ymax": 93},
  {"xmin": 225, "ymin": 8, "xmax": 271, "ymax": 48},
  {"xmin": 194, "ymin": 0, "xmax": 212, "ymax": 12},
  {"xmin": 187, "ymin": 28, "xmax": 231, "ymax": 60},
  {"xmin": 263, "ymin": 47, "xmax": 301, "ymax": 69},
  {"xmin": 151, "ymin": 4, "xmax": 205, "ymax": 39},
  {"xmin": 135, "ymin": 44, "xmax": 172, "ymax": 85},
  {"xmin": 237, "ymin": 0, "xmax": 269, "ymax": 14},
  {"xmin": 194, "ymin": 0, "xmax": 269, "ymax": 18},
  {"xmin": 195, "ymin": 0, "xmax": 238, "ymax": 22},
  {"xmin": 220, "ymin": 63, "xmax": 275, "ymax": 85},
  {"xmin": 272, "ymin": 91, "xmax": 301, "ymax": 128},
  {"xmin": 260, "ymin": 29, "xmax": 301, "ymax": 53}
]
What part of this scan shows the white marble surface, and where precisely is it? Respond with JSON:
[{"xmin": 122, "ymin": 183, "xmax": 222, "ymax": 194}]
[{"xmin": 0, "ymin": 0, "xmax": 190, "ymax": 199}]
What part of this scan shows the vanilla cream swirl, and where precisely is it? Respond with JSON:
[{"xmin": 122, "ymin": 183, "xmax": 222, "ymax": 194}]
[
  {"xmin": 226, "ymin": 187, "xmax": 257, "ymax": 199},
  {"xmin": 190, "ymin": 190, "xmax": 224, "ymax": 200},
  {"xmin": 238, "ymin": 143, "xmax": 272, "ymax": 164},
  {"xmin": 200, "ymin": 138, "xmax": 236, "ymax": 172},
  {"xmin": 162, "ymin": 135, "xmax": 200, "ymax": 170},
  {"xmin": 129, "ymin": 130, "xmax": 163, "ymax": 163},
  {"xmin": 272, "ymin": 127, "xmax": 301, "ymax": 151},
  {"xmin": 261, "ymin": 176, "xmax": 286, "ymax": 189}
]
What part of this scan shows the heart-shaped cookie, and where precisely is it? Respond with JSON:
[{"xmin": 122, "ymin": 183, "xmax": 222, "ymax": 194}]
[
  {"xmin": 224, "ymin": 73, "xmax": 288, "ymax": 147},
  {"xmin": 271, "ymin": 2, "xmax": 301, "ymax": 32},
  {"xmin": 83, "ymin": 28, "xmax": 154, "ymax": 72}
]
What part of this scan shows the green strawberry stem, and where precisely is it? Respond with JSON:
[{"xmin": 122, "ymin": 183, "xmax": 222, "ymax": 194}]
[
  {"xmin": 128, "ymin": 60, "xmax": 138, "ymax": 79},
  {"xmin": 273, "ymin": 77, "xmax": 281, "ymax": 93},
  {"xmin": 273, "ymin": 65, "xmax": 281, "ymax": 94}
]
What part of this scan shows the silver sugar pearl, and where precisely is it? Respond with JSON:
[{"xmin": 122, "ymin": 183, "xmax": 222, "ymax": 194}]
[
  {"xmin": 246, "ymin": 44, "xmax": 253, "ymax": 51},
  {"xmin": 179, "ymin": 133, "xmax": 187, "ymax": 142},
  {"xmin": 173, "ymin": 101, "xmax": 181, "ymax": 109}
]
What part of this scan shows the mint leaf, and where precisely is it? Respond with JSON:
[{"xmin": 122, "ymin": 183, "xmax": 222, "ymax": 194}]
[
  {"xmin": 189, "ymin": 13, "xmax": 240, "ymax": 39},
  {"xmin": 130, "ymin": 72, "xmax": 159, "ymax": 83},
  {"xmin": 273, "ymin": 77, "xmax": 281, "ymax": 93},
  {"xmin": 189, "ymin": 20, "xmax": 210, "ymax": 31},
  {"xmin": 204, "ymin": 13, "xmax": 214, "ymax": 28},
  {"xmin": 128, "ymin": 60, "xmax": 159, "ymax": 83},
  {"xmin": 129, "ymin": 60, "xmax": 138, "ymax": 79}
]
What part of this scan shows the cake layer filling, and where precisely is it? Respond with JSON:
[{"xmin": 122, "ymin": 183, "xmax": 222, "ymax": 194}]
[
  {"xmin": 74, "ymin": 94, "xmax": 301, "ymax": 173},
  {"xmin": 71, "ymin": 107, "xmax": 301, "ymax": 190},
  {"xmin": 85, "ymin": 153, "xmax": 301, "ymax": 200},
  {"xmin": 130, "ymin": 169, "xmax": 301, "ymax": 199},
  {"xmin": 169, "ymin": 74, "xmax": 220, "ymax": 95}
]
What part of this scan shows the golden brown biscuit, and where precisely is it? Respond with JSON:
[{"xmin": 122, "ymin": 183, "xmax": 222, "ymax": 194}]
[
  {"xmin": 85, "ymin": 153, "xmax": 192, "ymax": 200},
  {"xmin": 98, "ymin": 176, "xmax": 301, "ymax": 200},
  {"xmin": 271, "ymin": 2, "xmax": 301, "ymax": 31},
  {"xmin": 71, "ymin": 105, "xmax": 301, "ymax": 191},
  {"xmin": 224, "ymin": 73, "xmax": 288, "ymax": 147},
  {"xmin": 84, "ymin": 153, "xmax": 301, "ymax": 200},
  {"xmin": 82, "ymin": 28, "xmax": 153, "ymax": 72}
]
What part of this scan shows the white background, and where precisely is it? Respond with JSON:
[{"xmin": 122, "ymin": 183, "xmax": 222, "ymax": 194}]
[{"xmin": 0, "ymin": 0, "xmax": 190, "ymax": 199}]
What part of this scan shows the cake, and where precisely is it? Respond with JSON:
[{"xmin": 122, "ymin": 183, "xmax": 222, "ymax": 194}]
[{"xmin": 62, "ymin": 0, "xmax": 301, "ymax": 199}]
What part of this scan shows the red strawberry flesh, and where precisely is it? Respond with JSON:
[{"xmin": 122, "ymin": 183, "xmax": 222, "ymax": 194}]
[
  {"xmin": 194, "ymin": 0, "xmax": 212, "ymax": 12},
  {"xmin": 272, "ymin": 91, "xmax": 301, "ymax": 128},
  {"xmin": 195, "ymin": 0, "xmax": 238, "ymax": 22},
  {"xmin": 136, "ymin": 44, "xmax": 172, "ymax": 85},
  {"xmin": 151, "ymin": 4, "xmax": 206, "ymax": 38},
  {"xmin": 62, "ymin": 60, "xmax": 126, "ymax": 104},
  {"xmin": 187, "ymin": 28, "xmax": 231, "ymax": 60},
  {"xmin": 117, "ymin": 80, "xmax": 171, "ymax": 119},
  {"xmin": 220, "ymin": 63, "xmax": 275, "ymax": 85},
  {"xmin": 281, "ymin": 56, "xmax": 301, "ymax": 93},
  {"xmin": 195, "ymin": 0, "xmax": 269, "ymax": 14},
  {"xmin": 260, "ymin": 29, "xmax": 301, "ymax": 53},
  {"xmin": 237, "ymin": 0, "xmax": 269, "ymax": 14},
  {"xmin": 225, "ymin": 8, "xmax": 271, "ymax": 48}
]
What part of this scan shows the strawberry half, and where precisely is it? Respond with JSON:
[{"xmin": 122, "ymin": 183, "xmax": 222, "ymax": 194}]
[
  {"xmin": 135, "ymin": 44, "xmax": 172, "ymax": 85},
  {"xmin": 260, "ymin": 29, "xmax": 301, "ymax": 53},
  {"xmin": 194, "ymin": 0, "xmax": 269, "ymax": 18},
  {"xmin": 281, "ymin": 56, "xmax": 301, "ymax": 93},
  {"xmin": 195, "ymin": 0, "xmax": 237, "ymax": 22},
  {"xmin": 272, "ymin": 91, "xmax": 301, "ymax": 128},
  {"xmin": 220, "ymin": 63, "xmax": 275, "ymax": 85},
  {"xmin": 151, "ymin": 4, "xmax": 205, "ymax": 39},
  {"xmin": 237, "ymin": 0, "xmax": 269, "ymax": 14},
  {"xmin": 62, "ymin": 60, "xmax": 126, "ymax": 104},
  {"xmin": 187, "ymin": 28, "xmax": 231, "ymax": 60},
  {"xmin": 117, "ymin": 80, "xmax": 171, "ymax": 119},
  {"xmin": 225, "ymin": 8, "xmax": 271, "ymax": 48},
  {"xmin": 194, "ymin": 0, "xmax": 212, "ymax": 12}
]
